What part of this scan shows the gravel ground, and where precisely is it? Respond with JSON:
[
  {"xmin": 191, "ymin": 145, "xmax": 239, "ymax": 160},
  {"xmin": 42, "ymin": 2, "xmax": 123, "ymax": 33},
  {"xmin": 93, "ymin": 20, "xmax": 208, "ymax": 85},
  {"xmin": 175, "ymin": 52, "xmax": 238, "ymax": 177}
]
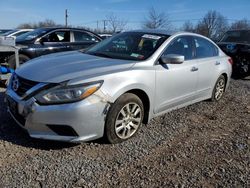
[{"xmin": 0, "ymin": 78, "xmax": 249, "ymax": 187}]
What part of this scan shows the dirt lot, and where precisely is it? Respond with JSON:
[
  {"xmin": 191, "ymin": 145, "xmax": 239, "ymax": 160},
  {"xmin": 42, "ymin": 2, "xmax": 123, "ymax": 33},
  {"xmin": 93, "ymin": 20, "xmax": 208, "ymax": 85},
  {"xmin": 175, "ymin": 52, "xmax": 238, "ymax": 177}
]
[{"xmin": 0, "ymin": 78, "xmax": 249, "ymax": 187}]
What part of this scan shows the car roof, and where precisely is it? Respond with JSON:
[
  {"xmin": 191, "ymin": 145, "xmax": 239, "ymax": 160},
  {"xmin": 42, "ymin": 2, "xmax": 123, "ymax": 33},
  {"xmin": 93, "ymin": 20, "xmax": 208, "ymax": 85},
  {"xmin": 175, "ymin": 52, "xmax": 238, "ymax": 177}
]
[
  {"xmin": 35, "ymin": 27, "xmax": 101, "ymax": 37},
  {"xmin": 226, "ymin": 29, "xmax": 250, "ymax": 32},
  {"xmin": 38, "ymin": 27, "xmax": 94, "ymax": 31},
  {"xmin": 17, "ymin": 29, "xmax": 33, "ymax": 31},
  {"xmin": 99, "ymin": 34, "xmax": 112, "ymax": 36},
  {"xmin": 128, "ymin": 29, "xmax": 172, "ymax": 36},
  {"xmin": 26, "ymin": 27, "xmax": 101, "ymax": 40},
  {"xmin": 126, "ymin": 29, "xmax": 198, "ymax": 37}
]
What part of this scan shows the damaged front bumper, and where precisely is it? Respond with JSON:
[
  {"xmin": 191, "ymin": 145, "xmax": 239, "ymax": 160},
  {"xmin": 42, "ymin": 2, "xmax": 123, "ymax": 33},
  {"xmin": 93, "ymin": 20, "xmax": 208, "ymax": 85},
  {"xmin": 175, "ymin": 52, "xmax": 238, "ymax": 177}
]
[{"xmin": 5, "ymin": 88, "xmax": 110, "ymax": 143}]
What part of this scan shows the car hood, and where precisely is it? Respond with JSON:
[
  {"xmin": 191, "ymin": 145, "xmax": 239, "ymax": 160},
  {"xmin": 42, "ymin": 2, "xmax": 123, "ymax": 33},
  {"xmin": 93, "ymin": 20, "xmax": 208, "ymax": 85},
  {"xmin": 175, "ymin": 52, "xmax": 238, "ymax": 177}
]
[{"xmin": 16, "ymin": 51, "xmax": 136, "ymax": 83}]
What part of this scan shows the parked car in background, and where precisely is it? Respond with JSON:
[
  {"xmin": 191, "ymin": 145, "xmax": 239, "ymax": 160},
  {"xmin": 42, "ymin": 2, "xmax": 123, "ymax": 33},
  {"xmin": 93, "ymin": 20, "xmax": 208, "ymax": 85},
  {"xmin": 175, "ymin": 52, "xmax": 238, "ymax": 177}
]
[
  {"xmin": 1, "ymin": 29, "xmax": 33, "ymax": 38},
  {"xmin": 217, "ymin": 30, "xmax": 250, "ymax": 78},
  {"xmin": 6, "ymin": 30, "xmax": 232, "ymax": 143},
  {"xmin": 0, "ymin": 27, "xmax": 102, "ymax": 69},
  {"xmin": 99, "ymin": 33, "xmax": 112, "ymax": 39},
  {"xmin": 0, "ymin": 29, "xmax": 12, "ymax": 35}
]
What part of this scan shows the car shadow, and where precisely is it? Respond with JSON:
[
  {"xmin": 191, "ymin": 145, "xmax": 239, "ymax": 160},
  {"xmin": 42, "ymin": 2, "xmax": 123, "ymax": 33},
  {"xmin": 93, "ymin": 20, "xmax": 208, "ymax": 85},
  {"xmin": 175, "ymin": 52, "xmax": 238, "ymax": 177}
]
[
  {"xmin": 232, "ymin": 75, "xmax": 250, "ymax": 82},
  {"xmin": 0, "ymin": 90, "xmax": 80, "ymax": 150}
]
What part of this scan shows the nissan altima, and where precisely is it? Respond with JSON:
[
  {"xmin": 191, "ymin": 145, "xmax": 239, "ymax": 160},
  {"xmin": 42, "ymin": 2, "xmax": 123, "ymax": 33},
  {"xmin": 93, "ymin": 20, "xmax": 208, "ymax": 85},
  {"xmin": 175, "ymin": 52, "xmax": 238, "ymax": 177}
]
[{"xmin": 5, "ymin": 30, "xmax": 232, "ymax": 143}]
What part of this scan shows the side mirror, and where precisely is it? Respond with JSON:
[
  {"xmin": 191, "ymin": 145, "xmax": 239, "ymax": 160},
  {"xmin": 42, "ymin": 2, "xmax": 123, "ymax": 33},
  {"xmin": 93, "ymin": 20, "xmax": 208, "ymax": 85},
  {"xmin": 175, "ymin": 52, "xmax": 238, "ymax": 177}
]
[{"xmin": 160, "ymin": 54, "xmax": 185, "ymax": 64}]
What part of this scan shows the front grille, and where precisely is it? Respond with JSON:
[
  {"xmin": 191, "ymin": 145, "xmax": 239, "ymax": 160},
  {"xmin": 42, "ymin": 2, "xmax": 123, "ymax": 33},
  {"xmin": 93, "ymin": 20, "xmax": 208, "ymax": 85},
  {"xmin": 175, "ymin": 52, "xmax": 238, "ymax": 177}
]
[{"xmin": 14, "ymin": 76, "xmax": 39, "ymax": 97}]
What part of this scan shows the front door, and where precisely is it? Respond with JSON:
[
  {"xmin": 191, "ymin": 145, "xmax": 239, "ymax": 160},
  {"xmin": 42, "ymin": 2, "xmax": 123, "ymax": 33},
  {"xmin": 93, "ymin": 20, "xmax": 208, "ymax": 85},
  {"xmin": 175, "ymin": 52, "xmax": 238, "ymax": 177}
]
[
  {"xmin": 154, "ymin": 36, "xmax": 198, "ymax": 114},
  {"xmin": 35, "ymin": 30, "xmax": 71, "ymax": 56}
]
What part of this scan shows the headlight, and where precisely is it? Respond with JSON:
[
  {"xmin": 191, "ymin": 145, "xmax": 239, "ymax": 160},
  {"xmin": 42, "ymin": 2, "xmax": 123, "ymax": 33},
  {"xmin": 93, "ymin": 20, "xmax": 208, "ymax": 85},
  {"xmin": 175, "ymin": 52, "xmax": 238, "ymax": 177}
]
[{"xmin": 35, "ymin": 81, "xmax": 103, "ymax": 105}]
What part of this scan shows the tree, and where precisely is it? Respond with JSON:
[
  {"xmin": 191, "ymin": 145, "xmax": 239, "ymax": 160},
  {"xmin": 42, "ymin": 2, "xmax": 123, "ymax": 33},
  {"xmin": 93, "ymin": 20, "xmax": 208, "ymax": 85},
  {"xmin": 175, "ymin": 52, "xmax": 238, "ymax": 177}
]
[
  {"xmin": 231, "ymin": 19, "xmax": 250, "ymax": 30},
  {"xmin": 106, "ymin": 13, "xmax": 127, "ymax": 33},
  {"xmin": 17, "ymin": 19, "xmax": 59, "ymax": 29},
  {"xmin": 143, "ymin": 7, "xmax": 171, "ymax": 30},
  {"xmin": 37, "ymin": 19, "xmax": 58, "ymax": 28},
  {"xmin": 17, "ymin": 23, "xmax": 34, "ymax": 29},
  {"xmin": 195, "ymin": 10, "xmax": 228, "ymax": 40},
  {"xmin": 181, "ymin": 21, "xmax": 195, "ymax": 32}
]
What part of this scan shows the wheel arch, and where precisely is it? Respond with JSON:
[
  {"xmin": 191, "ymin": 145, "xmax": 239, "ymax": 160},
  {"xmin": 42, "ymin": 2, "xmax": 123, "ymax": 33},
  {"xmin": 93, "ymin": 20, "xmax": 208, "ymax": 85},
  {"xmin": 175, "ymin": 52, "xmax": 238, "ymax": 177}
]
[
  {"xmin": 221, "ymin": 72, "xmax": 229, "ymax": 91},
  {"xmin": 124, "ymin": 89, "xmax": 151, "ymax": 124},
  {"xmin": 109, "ymin": 86, "xmax": 152, "ymax": 124},
  {"xmin": 8, "ymin": 52, "xmax": 31, "ymax": 60},
  {"xmin": 7, "ymin": 53, "xmax": 31, "ymax": 69}
]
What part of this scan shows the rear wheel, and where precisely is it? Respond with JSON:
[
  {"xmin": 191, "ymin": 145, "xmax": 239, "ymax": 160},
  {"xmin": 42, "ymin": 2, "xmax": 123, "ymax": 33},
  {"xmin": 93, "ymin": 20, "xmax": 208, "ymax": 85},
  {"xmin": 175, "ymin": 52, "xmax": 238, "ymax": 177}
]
[
  {"xmin": 104, "ymin": 93, "xmax": 144, "ymax": 144},
  {"xmin": 8, "ymin": 54, "xmax": 30, "ymax": 69},
  {"xmin": 211, "ymin": 75, "xmax": 226, "ymax": 101}
]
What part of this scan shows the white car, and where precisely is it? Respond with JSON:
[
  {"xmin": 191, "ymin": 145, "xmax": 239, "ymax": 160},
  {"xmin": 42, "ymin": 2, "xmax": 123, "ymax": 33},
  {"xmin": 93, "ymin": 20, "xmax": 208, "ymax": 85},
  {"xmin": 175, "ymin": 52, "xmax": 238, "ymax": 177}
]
[
  {"xmin": 2, "ymin": 29, "xmax": 33, "ymax": 38},
  {"xmin": 6, "ymin": 30, "xmax": 232, "ymax": 143},
  {"xmin": 99, "ymin": 33, "xmax": 112, "ymax": 39}
]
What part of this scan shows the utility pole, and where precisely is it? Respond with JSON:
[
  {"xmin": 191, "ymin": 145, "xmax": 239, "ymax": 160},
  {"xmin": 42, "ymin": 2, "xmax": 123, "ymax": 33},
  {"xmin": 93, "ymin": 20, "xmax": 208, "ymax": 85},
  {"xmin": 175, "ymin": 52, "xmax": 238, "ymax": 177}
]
[
  {"xmin": 65, "ymin": 9, "xmax": 68, "ymax": 27},
  {"xmin": 97, "ymin": 20, "xmax": 99, "ymax": 30},
  {"xmin": 103, "ymin": 20, "xmax": 108, "ymax": 32}
]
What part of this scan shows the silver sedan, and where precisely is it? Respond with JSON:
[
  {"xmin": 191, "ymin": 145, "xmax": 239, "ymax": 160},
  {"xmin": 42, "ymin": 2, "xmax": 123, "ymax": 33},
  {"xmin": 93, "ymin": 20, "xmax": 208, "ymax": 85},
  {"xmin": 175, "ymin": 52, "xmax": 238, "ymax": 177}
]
[{"xmin": 5, "ymin": 30, "xmax": 232, "ymax": 143}]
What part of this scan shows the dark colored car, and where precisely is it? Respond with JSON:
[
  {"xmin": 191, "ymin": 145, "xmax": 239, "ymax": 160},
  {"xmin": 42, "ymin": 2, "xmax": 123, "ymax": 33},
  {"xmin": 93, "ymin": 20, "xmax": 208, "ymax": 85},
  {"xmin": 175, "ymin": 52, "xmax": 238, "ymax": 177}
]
[
  {"xmin": 217, "ymin": 30, "xmax": 250, "ymax": 78},
  {"xmin": 0, "ymin": 27, "xmax": 102, "ymax": 69}
]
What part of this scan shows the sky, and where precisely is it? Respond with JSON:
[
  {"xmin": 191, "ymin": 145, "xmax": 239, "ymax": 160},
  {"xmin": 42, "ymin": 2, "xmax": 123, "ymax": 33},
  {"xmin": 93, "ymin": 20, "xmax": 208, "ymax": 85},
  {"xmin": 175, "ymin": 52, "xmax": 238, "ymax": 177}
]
[{"xmin": 0, "ymin": 0, "xmax": 250, "ymax": 30}]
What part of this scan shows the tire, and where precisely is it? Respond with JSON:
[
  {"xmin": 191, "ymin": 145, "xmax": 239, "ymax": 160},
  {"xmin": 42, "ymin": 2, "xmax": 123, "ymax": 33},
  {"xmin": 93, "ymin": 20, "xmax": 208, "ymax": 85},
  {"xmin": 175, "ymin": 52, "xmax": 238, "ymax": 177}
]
[
  {"xmin": 8, "ymin": 54, "xmax": 30, "ymax": 69},
  {"xmin": 210, "ymin": 75, "xmax": 226, "ymax": 102},
  {"xmin": 232, "ymin": 58, "xmax": 250, "ymax": 79},
  {"xmin": 104, "ymin": 93, "xmax": 144, "ymax": 144}
]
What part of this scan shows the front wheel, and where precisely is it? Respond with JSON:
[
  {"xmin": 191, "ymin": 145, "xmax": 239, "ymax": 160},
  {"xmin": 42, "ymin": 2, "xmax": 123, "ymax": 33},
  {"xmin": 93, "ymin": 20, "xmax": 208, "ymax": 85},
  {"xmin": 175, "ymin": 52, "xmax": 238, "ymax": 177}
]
[
  {"xmin": 8, "ymin": 54, "xmax": 30, "ymax": 69},
  {"xmin": 104, "ymin": 93, "xmax": 144, "ymax": 144},
  {"xmin": 211, "ymin": 75, "xmax": 226, "ymax": 102}
]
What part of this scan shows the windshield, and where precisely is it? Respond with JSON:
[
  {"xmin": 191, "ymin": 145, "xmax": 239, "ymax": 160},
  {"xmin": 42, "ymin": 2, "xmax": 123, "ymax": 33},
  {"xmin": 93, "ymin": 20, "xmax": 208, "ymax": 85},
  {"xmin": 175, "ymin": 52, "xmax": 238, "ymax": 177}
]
[
  {"xmin": 220, "ymin": 30, "xmax": 250, "ymax": 44},
  {"xmin": 2, "ymin": 29, "xmax": 18, "ymax": 36},
  {"xmin": 0, "ymin": 30, "xmax": 11, "ymax": 35},
  {"xmin": 86, "ymin": 32, "xmax": 169, "ymax": 61},
  {"xmin": 16, "ymin": 28, "xmax": 50, "ymax": 41}
]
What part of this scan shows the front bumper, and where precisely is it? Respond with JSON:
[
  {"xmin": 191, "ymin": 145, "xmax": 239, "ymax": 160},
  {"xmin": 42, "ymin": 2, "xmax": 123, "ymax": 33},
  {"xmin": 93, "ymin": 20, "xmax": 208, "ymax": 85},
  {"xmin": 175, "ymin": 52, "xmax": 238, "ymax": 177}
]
[{"xmin": 5, "ymin": 88, "xmax": 108, "ymax": 143}]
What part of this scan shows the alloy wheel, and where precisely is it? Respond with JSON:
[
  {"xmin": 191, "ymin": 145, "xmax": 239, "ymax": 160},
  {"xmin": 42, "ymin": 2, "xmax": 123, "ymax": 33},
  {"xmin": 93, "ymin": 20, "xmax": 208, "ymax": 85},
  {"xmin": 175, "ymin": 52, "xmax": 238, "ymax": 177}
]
[
  {"xmin": 115, "ymin": 102, "xmax": 142, "ymax": 139},
  {"xmin": 214, "ymin": 78, "xmax": 225, "ymax": 100}
]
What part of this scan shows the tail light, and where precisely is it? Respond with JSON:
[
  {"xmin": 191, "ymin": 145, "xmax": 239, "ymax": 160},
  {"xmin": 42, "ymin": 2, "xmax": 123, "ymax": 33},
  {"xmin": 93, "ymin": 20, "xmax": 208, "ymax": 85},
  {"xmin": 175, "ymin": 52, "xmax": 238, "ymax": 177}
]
[{"xmin": 228, "ymin": 58, "xmax": 233, "ymax": 65}]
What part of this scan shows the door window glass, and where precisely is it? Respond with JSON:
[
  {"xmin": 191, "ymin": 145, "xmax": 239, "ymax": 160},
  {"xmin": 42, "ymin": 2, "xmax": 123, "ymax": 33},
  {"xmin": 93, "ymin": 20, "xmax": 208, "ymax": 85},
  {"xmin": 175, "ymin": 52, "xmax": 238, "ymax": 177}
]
[
  {"xmin": 194, "ymin": 37, "xmax": 218, "ymax": 58},
  {"xmin": 73, "ymin": 31, "xmax": 100, "ymax": 42},
  {"xmin": 163, "ymin": 36, "xmax": 193, "ymax": 60},
  {"xmin": 43, "ymin": 31, "xmax": 70, "ymax": 42}
]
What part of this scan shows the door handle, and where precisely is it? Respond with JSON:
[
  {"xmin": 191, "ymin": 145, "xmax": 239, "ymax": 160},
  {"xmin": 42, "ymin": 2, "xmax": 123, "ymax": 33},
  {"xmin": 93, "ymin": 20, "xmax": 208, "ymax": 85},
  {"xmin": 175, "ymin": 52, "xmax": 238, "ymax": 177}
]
[
  {"xmin": 191, "ymin": 67, "xmax": 199, "ymax": 72},
  {"xmin": 215, "ymin": 61, "xmax": 220, "ymax": 65}
]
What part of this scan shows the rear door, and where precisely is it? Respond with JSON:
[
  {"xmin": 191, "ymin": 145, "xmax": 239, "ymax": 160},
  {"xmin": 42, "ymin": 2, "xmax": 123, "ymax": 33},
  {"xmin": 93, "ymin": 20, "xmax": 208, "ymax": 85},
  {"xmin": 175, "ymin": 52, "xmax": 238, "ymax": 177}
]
[
  {"xmin": 71, "ymin": 30, "xmax": 101, "ymax": 51},
  {"xmin": 193, "ymin": 36, "xmax": 220, "ymax": 96}
]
